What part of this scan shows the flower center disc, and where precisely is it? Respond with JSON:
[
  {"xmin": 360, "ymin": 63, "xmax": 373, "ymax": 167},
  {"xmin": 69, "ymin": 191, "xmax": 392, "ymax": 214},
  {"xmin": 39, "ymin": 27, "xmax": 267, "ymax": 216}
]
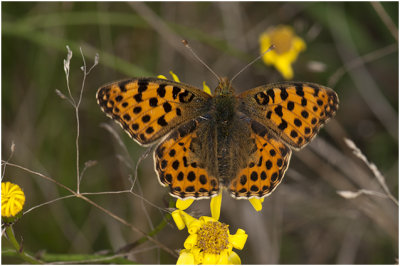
[
  {"xmin": 197, "ymin": 221, "xmax": 229, "ymax": 254},
  {"xmin": 269, "ymin": 26, "xmax": 294, "ymax": 54}
]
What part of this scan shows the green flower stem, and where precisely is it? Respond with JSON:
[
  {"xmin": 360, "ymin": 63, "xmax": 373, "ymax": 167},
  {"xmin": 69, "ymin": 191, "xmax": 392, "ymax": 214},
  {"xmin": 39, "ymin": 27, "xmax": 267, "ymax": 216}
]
[{"xmin": 4, "ymin": 225, "xmax": 43, "ymax": 264}]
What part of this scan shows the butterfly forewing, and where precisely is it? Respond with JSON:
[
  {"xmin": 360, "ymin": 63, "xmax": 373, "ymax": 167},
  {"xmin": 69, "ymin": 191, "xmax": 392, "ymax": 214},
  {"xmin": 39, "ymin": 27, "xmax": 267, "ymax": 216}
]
[
  {"xmin": 238, "ymin": 82, "xmax": 339, "ymax": 150},
  {"xmin": 96, "ymin": 78, "xmax": 212, "ymax": 146}
]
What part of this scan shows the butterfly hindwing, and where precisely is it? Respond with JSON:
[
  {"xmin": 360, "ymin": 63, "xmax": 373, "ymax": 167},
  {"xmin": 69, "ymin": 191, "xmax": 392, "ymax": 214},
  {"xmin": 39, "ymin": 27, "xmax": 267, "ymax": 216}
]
[
  {"xmin": 229, "ymin": 121, "xmax": 292, "ymax": 199},
  {"xmin": 154, "ymin": 119, "xmax": 220, "ymax": 199},
  {"xmin": 97, "ymin": 78, "xmax": 212, "ymax": 146},
  {"xmin": 239, "ymin": 82, "xmax": 339, "ymax": 149}
]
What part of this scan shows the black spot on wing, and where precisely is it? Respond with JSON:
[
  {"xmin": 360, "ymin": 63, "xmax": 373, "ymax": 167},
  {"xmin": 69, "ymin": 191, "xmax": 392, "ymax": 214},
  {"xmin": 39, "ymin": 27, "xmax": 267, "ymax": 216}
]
[
  {"xmin": 134, "ymin": 94, "xmax": 142, "ymax": 102},
  {"xmin": 163, "ymin": 102, "xmax": 172, "ymax": 112},
  {"xmin": 267, "ymin": 89, "xmax": 275, "ymax": 102},
  {"xmin": 278, "ymin": 119, "xmax": 288, "ymax": 130},
  {"xmin": 137, "ymin": 79, "xmax": 149, "ymax": 93},
  {"xmin": 280, "ymin": 88, "xmax": 288, "ymax": 100},
  {"xmin": 157, "ymin": 84, "xmax": 166, "ymax": 97},
  {"xmin": 287, "ymin": 101, "xmax": 294, "ymax": 111},
  {"xmin": 118, "ymin": 80, "xmax": 132, "ymax": 92},
  {"xmin": 157, "ymin": 115, "xmax": 168, "ymax": 126},
  {"xmin": 172, "ymin": 86, "xmax": 181, "ymax": 99},
  {"xmin": 295, "ymin": 84, "xmax": 304, "ymax": 97},
  {"xmin": 149, "ymin": 97, "xmax": 158, "ymax": 106},
  {"xmin": 274, "ymin": 105, "xmax": 283, "ymax": 117}
]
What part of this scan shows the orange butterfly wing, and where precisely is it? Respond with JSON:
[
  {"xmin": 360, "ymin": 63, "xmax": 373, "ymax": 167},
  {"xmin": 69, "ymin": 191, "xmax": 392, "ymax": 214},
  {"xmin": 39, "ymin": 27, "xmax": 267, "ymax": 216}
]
[
  {"xmin": 154, "ymin": 118, "xmax": 220, "ymax": 199},
  {"xmin": 229, "ymin": 121, "xmax": 292, "ymax": 198},
  {"xmin": 239, "ymin": 82, "xmax": 339, "ymax": 149},
  {"xmin": 97, "ymin": 78, "xmax": 212, "ymax": 145}
]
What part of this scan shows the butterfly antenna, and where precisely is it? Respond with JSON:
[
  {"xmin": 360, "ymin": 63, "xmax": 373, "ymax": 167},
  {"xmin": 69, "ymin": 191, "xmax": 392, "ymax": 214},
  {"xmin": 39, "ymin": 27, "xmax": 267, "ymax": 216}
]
[
  {"xmin": 182, "ymin": 40, "xmax": 222, "ymax": 83},
  {"xmin": 231, "ymin": 44, "xmax": 276, "ymax": 83}
]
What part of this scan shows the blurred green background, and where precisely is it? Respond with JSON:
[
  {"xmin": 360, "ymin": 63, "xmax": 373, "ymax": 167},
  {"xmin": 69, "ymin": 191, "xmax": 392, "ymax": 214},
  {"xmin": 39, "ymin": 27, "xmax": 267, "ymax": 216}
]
[{"xmin": 2, "ymin": 2, "xmax": 398, "ymax": 264}]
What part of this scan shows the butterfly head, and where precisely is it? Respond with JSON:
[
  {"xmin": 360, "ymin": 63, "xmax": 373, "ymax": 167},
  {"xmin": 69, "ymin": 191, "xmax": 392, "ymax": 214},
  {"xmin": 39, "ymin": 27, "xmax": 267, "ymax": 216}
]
[{"xmin": 215, "ymin": 77, "xmax": 235, "ymax": 96}]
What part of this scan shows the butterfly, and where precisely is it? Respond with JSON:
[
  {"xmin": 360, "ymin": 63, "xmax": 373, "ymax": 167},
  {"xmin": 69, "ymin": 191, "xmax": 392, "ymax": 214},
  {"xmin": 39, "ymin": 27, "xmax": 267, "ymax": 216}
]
[{"xmin": 97, "ymin": 76, "xmax": 338, "ymax": 200}]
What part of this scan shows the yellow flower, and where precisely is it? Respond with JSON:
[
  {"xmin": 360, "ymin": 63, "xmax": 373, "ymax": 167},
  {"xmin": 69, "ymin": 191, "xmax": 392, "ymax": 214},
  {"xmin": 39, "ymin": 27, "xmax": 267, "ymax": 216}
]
[
  {"xmin": 172, "ymin": 210, "xmax": 248, "ymax": 265},
  {"xmin": 1, "ymin": 182, "xmax": 25, "ymax": 218},
  {"xmin": 259, "ymin": 25, "xmax": 306, "ymax": 80}
]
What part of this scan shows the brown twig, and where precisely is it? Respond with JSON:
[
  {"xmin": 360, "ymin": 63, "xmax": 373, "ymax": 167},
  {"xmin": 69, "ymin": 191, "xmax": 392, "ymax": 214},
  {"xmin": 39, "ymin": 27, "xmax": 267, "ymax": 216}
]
[
  {"xmin": 344, "ymin": 138, "xmax": 398, "ymax": 206},
  {"xmin": 371, "ymin": 2, "xmax": 398, "ymax": 41},
  {"xmin": 328, "ymin": 43, "xmax": 397, "ymax": 87},
  {"xmin": 1, "ymin": 161, "xmax": 178, "ymax": 258}
]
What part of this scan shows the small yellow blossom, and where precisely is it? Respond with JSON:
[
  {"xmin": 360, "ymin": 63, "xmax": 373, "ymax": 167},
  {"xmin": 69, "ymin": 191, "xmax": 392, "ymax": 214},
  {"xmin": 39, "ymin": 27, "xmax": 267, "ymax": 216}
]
[
  {"xmin": 249, "ymin": 197, "xmax": 264, "ymax": 212},
  {"xmin": 169, "ymin": 71, "xmax": 181, "ymax": 82},
  {"xmin": 158, "ymin": 71, "xmax": 211, "ymax": 94},
  {"xmin": 202, "ymin": 81, "xmax": 211, "ymax": 95},
  {"xmin": 259, "ymin": 25, "xmax": 306, "ymax": 80},
  {"xmin": 210, "ymin": 193, "xmax": 222, "ymax": 220},
  {"xmin": 176, "ymin": 198, "xmax": 195, "ymax": 211},
  {"xmin": 172, "ymin": 210, "xmax": 248, "ymax": 265},
  {"xmin": 1, "ymin": 182, "xmax": 25, "ymax": 218},
  {"xmin": 158, "ymin": 70, "xmax": 181, "ymax": 82}
]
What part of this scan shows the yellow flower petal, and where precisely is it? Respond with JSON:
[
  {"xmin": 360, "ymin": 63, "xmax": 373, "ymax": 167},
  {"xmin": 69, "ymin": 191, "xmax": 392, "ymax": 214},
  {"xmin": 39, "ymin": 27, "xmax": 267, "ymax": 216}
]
[
  {"xmin": 210, "ymin": 193, "xmax": 222, "ymax": 220},
  {"xmin": 293, "ymin": 36, "xmax": 306, "ymax": 51},
  {"xmin": 176, "ymin": 198, "xmax": 194, "ymax": 210},
  {"xmin": 183, "ymin": 233, "xmax": 198, "ymax": 250},
  {"xmin": 203, "ymin": 253, "xmax": 219, "ymax": 265},
  {"xmin": 157, "ymin": 74, "xmax": 167, "ymax": 80},
  {"xmin": 229, "ymin": 229, "xmax": 248, "ymax": 250},
  {"xmin": 249, "ymin": 198, "xmax": 263, "ymax": 211},
  {"xmin": 227, "ymin": 251, "xmax": 241, "ymax": 264},
  {"xmin": 177, "ymin": 249, "xmax": 195, "ymax": 265},
  {"xmin": 217, "ymin": 250, "xmax": 229, "ymax": 264},
  {"xmin": 199, "ymin": 215, "xmax": 217, "ymax": 224},
  {"xmin": 188, "ymin": 219, "xmax": 203, "ymax": 235},
  {"xmin": 260, "ymin": 33, "xmax": 271, "ymax": 55},
  {"xmin": 169, "ymin": 71, "xmax": 180, "ymax": 82},
  {"xmin": 180, "ymin": 211, "xmax": 197, "ymax": 228},
  {"xmin": 192, "ymin": 247, "xmax": 203, "ymax": 264},
  {"xmin": 202, "ymin": 81, "xmax": 212, "ymax": 95},
  {"xmin": 275, "ymin": 57, "xmax": 294, "ymax": 80},
  {"xmin": 172, "ymin": 210, "xmax": 186, "ymax": 230}
]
